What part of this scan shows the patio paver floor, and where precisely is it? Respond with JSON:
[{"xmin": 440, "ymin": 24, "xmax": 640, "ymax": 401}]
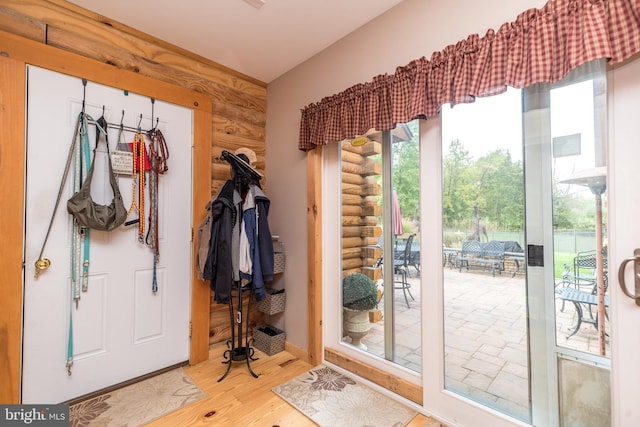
[{"xmin": 346, "ymin": 267, "xmax": 610, "ymax": 420}]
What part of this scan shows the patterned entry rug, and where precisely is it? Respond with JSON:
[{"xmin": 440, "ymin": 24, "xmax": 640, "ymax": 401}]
[
  {"xmin": 69, "ymin": 367, "xmax": 205, "ymax": 426},
  {"xmin": 273, "ymin": 365, "xmax": 418, "ymax": 427}
]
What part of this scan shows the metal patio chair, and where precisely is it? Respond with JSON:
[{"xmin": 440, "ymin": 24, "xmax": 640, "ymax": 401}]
[{"xmin": 393, "ymin": 234, "xmax": 416, "ymax": 308}]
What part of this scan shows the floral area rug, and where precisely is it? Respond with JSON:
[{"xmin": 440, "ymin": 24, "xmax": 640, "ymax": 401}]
[
  {"xmin": 69, "ymin": 367, "xmax": 205, "ymax": 426},
  {"xmin": 273, "ymin": 365, "xmax": 418, "ymax": 427}
]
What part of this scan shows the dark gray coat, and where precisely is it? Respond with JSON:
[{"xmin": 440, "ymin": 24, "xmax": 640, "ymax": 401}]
[{"xmin": 203, "ymin": 180, "xmax": 238, "ymax": 304}]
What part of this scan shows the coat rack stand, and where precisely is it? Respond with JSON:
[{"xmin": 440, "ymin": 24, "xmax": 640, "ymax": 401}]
[
  {"xmin": 216, "ymin": 149, "xmax": 263, "ymax": 382},
  {"xmin": 217, "ymin": 281, "xmax": 259, "ymax": 382}
]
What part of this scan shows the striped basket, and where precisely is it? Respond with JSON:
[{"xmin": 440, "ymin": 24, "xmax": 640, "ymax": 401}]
[
  {"xmin": 256, "ymin": 288, "xmax": 285, "ymax": 315},
  {"xmin": 273, "ymin": 252, "xmax": 286, "ymax": 274},
  {"xmin": 252, "ymin": 325, "xmax": 285, "ymax": 356}
]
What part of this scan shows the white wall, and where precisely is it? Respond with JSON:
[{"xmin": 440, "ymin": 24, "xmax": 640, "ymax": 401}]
[{"xmin": 265, "ymin": 0, "xmax": 546, "ymax": 351}]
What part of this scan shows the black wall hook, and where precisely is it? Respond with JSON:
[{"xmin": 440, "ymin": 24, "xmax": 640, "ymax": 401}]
[
  {"xmin": 81, "ymin": 79, "xmax": 87, "ymax": 113},
  {"xmin": 150, "ymin": 98, "xmax": 156, "ymax": 130}
]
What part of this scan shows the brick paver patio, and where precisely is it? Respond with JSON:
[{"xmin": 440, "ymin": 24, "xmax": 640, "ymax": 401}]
[{"xmin": 351, "ymin": 266, "xmax": 610, "ymax": 420}]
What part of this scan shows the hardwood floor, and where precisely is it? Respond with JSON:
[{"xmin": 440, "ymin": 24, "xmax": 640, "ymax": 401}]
[{"xmin": 146, "ymin": 342, "xmax": 432, "ymax": 426}]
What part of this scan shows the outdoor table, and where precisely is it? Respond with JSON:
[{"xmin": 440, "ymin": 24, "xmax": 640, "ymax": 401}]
[
  {"xmin": 505, "ymin": 251, "xmax": 526, "ymax": 277},
  {"xmin": 443, "ymin": 247, "xmax": 459, "ymax": 269}
]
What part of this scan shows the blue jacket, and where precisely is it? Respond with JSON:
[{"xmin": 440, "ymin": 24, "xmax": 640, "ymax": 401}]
[{"xmin": 240, "ymin": 184, "xmax": 274, "ymax": 301}]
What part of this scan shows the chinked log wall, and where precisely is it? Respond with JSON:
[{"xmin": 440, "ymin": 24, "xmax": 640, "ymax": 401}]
[
  {"xmin": 341, "ymin": 140, "xmax": 382, "ymax": 282},
  {"xmin": 0, "ymin": 0, "xmax": 268, "ymax": 346}
]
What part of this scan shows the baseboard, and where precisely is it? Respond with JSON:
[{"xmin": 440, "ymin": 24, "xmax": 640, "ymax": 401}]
[
  {"xmin": 324, "ymin": 347, "xmax": 422, "ymax": 405},
  {"xmin": 284, "ymin": 341, "xmax": 310, "ymax": 363}
]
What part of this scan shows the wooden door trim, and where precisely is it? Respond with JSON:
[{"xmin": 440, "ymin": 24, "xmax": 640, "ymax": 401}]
[
  {"xmin": 0, "ymin": 55, "xmax": 27, "ymax": 405},
  {"xmin": 0, "ymin": 30, "xmax": 212, "ymax": 403},
  {"xmin": 307, "ymin": 147, "xmax": 323, "ymax": 365}
]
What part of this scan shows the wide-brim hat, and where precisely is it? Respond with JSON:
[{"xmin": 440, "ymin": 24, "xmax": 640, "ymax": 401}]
[
  {"xmin": 221, "ymin": 149, "xmax": 262, "ymax": 182},
  {"xmin": 235, "ymin": 147, "xmax": 257, "ymax": 167}
]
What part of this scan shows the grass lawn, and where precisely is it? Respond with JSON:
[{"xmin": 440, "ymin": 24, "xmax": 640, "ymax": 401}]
[{"xmin": 553, "ymin": 252, "xmax": 575, "ymax": 279}]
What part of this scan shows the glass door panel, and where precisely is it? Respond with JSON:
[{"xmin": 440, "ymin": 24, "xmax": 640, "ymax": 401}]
[
  {"xmin": 441, "ymin": 88, "xmax": 530, "ymax": 422},
  {"xmin": 545, "ymin": 63, "xmax": 610, "ymax": 425},
  {"xmin": 339, "ymin": 121, "xmax": 421, "ymax": 372},
  {"xmin": 550, "ymin": 78, "xmax": 609, "ymax": 357},
  {"xmin": 440, "ymin": 61, "xmax": 609, "ymax": 425},
  {"xmin": 523, "ymin": 61, "xmax": 610, "ymax": 426}
]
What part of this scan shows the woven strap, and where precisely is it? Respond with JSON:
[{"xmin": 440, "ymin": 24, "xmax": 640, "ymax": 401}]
[
  {"xmin": 133, "ymin": 132, "xmax": 146, "ymax": 242},
  {"xmin": 146, "ymin": 129, "xmax": 169, "ymax": 292},
  {"xmin": 34, "ymin": 113, "xmax": 82, "ymax": 278}
]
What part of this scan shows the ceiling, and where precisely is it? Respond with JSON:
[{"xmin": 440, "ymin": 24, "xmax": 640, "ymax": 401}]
[{"xmin": 66, "ymin": 0, "xmax": 405, "ymax": 83}]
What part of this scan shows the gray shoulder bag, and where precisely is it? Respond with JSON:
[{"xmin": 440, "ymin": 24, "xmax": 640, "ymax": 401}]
[{"xmin": 67, "ymin": 115, "xmax": 127, "ymax": 231}]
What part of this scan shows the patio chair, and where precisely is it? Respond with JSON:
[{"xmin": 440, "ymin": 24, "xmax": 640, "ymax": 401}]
[
  {"xmin": 557, "ymin": 269, "xmax": 609, "ymax": 338},
  {"xmin": 556, "ymin": 248, "xmax": 609, "ymax": 337},
  {"xmin": 556, "ymin": 247, "xmax": 609, "ymax": 302},
  {"xmin": 394, "ymin": 235, "xmax": 421, "ymax": 277},
  {"xmin": 394, "ymin": 234, "xmax": 416, "ymax": 308}
]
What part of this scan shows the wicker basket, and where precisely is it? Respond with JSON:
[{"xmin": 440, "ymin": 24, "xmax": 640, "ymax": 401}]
[
  {"xmin": 273, "ymin": 252, "xmax": 286, "ymax": 274},
  {"xmin": 256, "ymin": 288, "xmax": 286, "ymax": 315},
  {"xmin": 252, "ymin": 325, "xmax": 285, "ymax": 356}
]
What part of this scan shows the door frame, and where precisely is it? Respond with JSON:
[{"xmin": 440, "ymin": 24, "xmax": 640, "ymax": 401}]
[
  {"xmin": 0, "ymin": 30, "xmax": 212, "ymax": 403},
  {"xmin": 608, "ymin": 56, "xmax": 640, "ymax": 427}
]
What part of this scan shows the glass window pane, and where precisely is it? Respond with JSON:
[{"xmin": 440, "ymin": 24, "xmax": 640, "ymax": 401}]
[
  {"xmin": 551, "ymin": 78, "xmax": 609, "ymax": 358},
  {"xmin": 442, "ymin": 88, "xmax": 530, "ymax": 422},
  {"xmin": 339, "ymin": 122, "xmax": 421, "ymax": 372}
]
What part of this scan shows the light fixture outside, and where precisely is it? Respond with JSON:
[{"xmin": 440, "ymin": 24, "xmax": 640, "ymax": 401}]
[
  {"xmin": 243, "ymin": 0, "xmax": 266, "ymax": 9},
  {"xmin": 350, "ymin": 136, "xmax": 368, "ymax": 147}
]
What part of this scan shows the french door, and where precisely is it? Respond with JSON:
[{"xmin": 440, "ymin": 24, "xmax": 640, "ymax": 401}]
[
  {"xmin": 326, "ymin": 58, "xmax": 640, "ymax": 426},
  {"xmin": 430, "ymin": 60, "xmax": 615, "ymax": 426},
  {"xmin": 523, "ymin": 61, "xmax": 610, "ymax": 426}
]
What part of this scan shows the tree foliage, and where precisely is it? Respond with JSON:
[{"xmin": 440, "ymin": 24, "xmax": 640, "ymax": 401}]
[
  {"xmin": 392, "ymin": 138, "xmax": 420, "ymax": 222},
  {"xmin": 441, "ymin": 139, "xmax": 591, "ymax": 233},
  {"xmin": 443, "ymin": 140, "xmax": 525, "ymax": 231}
]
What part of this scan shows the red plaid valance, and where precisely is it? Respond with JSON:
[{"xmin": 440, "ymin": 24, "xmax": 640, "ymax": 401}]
[{"xmin": 299, "ymin": 0, "xmax": 640, "ymax": 151}]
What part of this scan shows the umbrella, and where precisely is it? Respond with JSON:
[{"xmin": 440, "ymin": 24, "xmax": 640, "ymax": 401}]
[
  {"xmin": 560, "ymin": 166, "xmax": 607, "ymax": 356},
  {"xmin": 392, "ymin": 189, "xmax": 403, "ymax": 236}
]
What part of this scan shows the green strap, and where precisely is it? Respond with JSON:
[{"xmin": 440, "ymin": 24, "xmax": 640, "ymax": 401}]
[
  {"xmin": 68, "ymin": 112, "xmax": 105, "ymax": 374},
  {"xmin": 66, "ymin": 306, "xmax": 73, "ymax": 375},
  {"xmin": 68, "ymin": 112, "xmax": 85, "ymax": 374},
  {"xmin": 80, "ymin": 114, "xmax": 92, "ymax": 292}
]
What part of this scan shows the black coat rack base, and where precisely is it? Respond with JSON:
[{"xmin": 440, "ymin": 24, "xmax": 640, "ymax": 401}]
[{"xmin": 217, "ymin": 281, "xmax": 259, "ymax": 382}]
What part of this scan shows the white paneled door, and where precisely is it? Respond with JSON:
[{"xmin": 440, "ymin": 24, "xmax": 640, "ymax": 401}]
[{"xmin": 22, "ymin": 66, "xmax": 192, "ymax": 403}]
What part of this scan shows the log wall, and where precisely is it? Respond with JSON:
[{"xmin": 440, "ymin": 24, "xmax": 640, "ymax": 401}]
[
  {"xmin": 0, "ymin": 0, "xmax": 267, "ymax": 346},
  {"xmin": 340, "ymin": 140, "xmax": 382, "ymax": 282}
]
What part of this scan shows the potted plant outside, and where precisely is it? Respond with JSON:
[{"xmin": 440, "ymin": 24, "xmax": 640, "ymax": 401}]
[{"xmin": 342, "ymin": 273, "xmax": 378, "ymax": 350}]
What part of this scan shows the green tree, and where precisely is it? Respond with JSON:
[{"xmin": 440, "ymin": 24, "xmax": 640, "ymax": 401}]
[
  {"xmin": 442, "ymin": 139, "xmax": 475, "ymax": 226},
  {"xmin": 473, "ymin": 149, "xmax": 524, "ymax": 230},
  {"xmin": 392, "ymin": 139, "xmax": 420, "ymax": 223}
]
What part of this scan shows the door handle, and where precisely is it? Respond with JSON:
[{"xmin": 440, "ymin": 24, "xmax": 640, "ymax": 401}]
[{"xmin": 618, "ymin": 248, "xmax": 640, "ymax": 305}]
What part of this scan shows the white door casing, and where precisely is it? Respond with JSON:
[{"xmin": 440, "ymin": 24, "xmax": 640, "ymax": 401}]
[
  {"xmin": 608, "ymin": 58, "xmax": 640, "ymax": 427},
  {"xmin": 22, "ymin": 66, "xmax": 192, "ymax": 403}
]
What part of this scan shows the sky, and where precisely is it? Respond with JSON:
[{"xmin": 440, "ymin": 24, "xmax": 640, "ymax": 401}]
[
  {"xmin": 440, "ymin": 81, "xmax": 597, "ymax": 179},
  {"xmin": 441, "ymin": 86, "xmax": 523, "ymax": 162}
]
